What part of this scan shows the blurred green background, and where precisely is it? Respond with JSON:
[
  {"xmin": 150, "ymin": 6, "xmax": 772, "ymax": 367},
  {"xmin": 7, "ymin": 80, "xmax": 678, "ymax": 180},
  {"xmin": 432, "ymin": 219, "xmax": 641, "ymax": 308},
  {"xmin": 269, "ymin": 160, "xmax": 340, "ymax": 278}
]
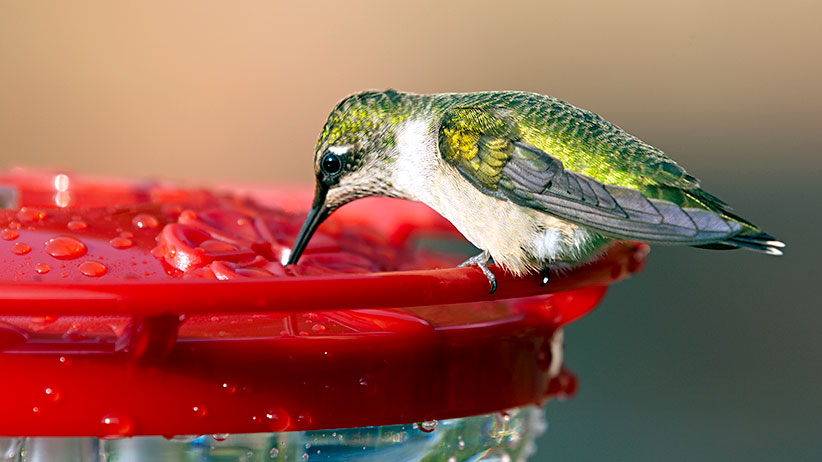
[{"xmin": 1, "ymin": 1, "xmax": 819, "ymax": 460}]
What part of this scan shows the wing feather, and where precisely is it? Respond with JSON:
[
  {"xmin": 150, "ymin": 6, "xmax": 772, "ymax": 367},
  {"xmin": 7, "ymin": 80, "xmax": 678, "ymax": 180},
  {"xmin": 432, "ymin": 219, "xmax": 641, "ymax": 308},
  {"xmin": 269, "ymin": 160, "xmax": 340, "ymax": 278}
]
[{"xmin": 438, "ymin": 107, "xmax": 744, "ymax": 245}]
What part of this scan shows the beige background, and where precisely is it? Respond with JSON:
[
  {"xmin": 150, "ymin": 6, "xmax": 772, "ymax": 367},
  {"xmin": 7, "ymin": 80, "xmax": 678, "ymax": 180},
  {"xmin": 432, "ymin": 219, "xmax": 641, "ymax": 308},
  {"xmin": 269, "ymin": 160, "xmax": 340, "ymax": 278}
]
[
  {"xmin": 1, "ymin": 1, "xmax": 819, "ymax": 184},
  {"xmin": 1, "ymin": 2, "xmax": 820, "ymax": 461}
]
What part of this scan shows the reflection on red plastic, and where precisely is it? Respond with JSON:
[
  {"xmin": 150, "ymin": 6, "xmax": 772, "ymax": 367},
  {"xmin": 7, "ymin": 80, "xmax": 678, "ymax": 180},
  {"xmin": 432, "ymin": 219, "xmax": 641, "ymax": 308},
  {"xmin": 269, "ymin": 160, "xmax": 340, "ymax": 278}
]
[{"xmin": 0, "ymin": 169, "xmax": 647, "ymax": 436}]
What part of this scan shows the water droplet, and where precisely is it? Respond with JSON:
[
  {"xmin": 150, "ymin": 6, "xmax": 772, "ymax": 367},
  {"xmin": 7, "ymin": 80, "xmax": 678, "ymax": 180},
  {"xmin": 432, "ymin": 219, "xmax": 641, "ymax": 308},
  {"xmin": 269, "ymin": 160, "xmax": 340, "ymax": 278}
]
[
  {"xmin": 448, "ymin": 457, "xmax": 456, "ymax": 462},
  {"xmin": 1, "ymin": 229, "xmax": 19, "ymax": 240},
  {"xmin": 132, "ymin": 213, "xmax": 159, "ymax": 229},
  {"xmin": 305, "ymin": 443, "xmax": 311, "ymax": 449},
  {"xmin": 500, "ymin": 411, "xmax": 511, "ymax": 422},
  {"xmin": 109, "ymin": 237, "xmax": 133, "ymax": 249},
  {"xmin": 79, "ymin": 261, "xmax": 107, "ymax": 277},
  {"xmin": 55, "ymin": 191, "xmax": 71, "ymax": 208},
  {"xmin": 311, "ymin": 323, "xmax": 326, "ymax": 333},
  {"xmin": 32, "ymin": 406, "xmax": 40, "ymax": 414},
  {"xmin": 45, "ymin": 236, "xmax": 87, "ymax": 259},
  {"xmin": 458, "ymin": 438, "xmax": 465, "ymax": 450},
  {"xmin": 270, "ymin": 447, "xmax": 279, "ymax": 458},
  {"xmin": 59, "ymin": 356, "xmax": 71, "ymax": 366},
  {"xmin": 17, "ymin": 207, "xmax": 46, "ymax": 223},
  {"xmin": 44, "ymin": 386, "xmax": 62, "ymax": 403},
  {"xmin": 11, "ymin": 242, "xmax": 31, "ymax": 255},
  {"xmin": 67, "ymin": 220, "xmax": 88, "ymax": 231},
  {"xmin": 221, "ymin": 382, "xmax": 238, "ymax": 395},
  {"xmin": 192, "ymin": 405, "xmax": 208, "ymax": 418},
  {"xmin": 419, "ymin": 420, "xmax": 438, "ymax": 433},
  {"xmin": 212, "ymin": 433, "xmax": 229, "ymax": 442},
  {"xmin": 35, "ymin": 263, "xmax": 50, "ymax": 274},
  {"xmin": 54, "ymin": 173, "xmax": 70, "ymax": 191},
  {"xmin": 301, "ymin": 454, "xmax": 309, "ymax": 461},
  {"xmin": 100, "ymin": 412, "xmax": 134, "ymax": 438}
]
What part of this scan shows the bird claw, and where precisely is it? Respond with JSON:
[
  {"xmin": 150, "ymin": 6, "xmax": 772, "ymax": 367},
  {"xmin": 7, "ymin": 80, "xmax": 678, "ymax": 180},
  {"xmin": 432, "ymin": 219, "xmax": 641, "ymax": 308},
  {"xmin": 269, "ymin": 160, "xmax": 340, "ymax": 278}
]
[
  {"xmin": 539, "ymin": 268, "xmax": 551, "ymax": 286},
  {"xmin": 458, "ymin": 250, "xmax": 497, "ymax": 294}
]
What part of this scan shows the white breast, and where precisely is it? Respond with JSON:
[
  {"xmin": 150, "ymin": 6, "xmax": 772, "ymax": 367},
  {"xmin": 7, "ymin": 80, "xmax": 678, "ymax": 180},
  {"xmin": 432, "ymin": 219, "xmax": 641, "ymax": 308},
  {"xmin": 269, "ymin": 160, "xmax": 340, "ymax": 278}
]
[{"xmin": 392, "ymin": 119, "xmax": 600, "ymax": 275}]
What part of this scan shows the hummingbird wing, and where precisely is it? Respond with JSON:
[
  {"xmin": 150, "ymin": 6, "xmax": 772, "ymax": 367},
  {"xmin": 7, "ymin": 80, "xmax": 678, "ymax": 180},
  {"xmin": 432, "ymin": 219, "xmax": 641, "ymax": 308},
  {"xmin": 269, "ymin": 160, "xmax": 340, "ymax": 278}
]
[{"xmin": 437, "ymin": 106, "xmax": 751, "ymax": 245}]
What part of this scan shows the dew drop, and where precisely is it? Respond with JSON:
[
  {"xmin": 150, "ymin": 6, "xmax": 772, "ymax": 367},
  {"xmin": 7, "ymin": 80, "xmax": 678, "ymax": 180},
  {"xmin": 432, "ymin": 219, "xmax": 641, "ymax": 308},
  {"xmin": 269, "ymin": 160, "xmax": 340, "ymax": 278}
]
[
  {"xmin": 270, "ymin": 447, "xmax": 279, "ymax": 458},
  {"xmin": 448, "ymin": 458, "xmax": 456, "ymax": 462},
  {"xmin": 67, "ymin": 220, "xmax": 88, "ymax": 231},
  {"xmin": 212, "ymin": 433, "xmax": 229, "ymax": 442},
  {"xmin": 132, "ymin": 213, "xmax": 159, "ymax": 230},
  {"xmin": 1, "ymin": 229, "xmax": 19, "ymax": 240},
  {"xmin": 109, "ymin": 237, "xmax": 134, "ymax": 249},
  {"xmin": 11, "ymin": 242, "xmax": 31, "ymax": 255},
  {"xmin": 35, "ymin": 263, "xmax": 50, "ymax": 274},
  {"xmin": 79, "ymin": 261, "xmax": 108, "ymax": 277},
  {"xmin": 192, "ymin": 405, "xmax": 208, "ymax": 418},
  {"xmin": 419, "ymin": 420, "xmax": 438, "ymax": 433},
  {"xmin": 44, "ymin": 236, "xmax": 87, "ymax": 259},
  {"xmin": 458, "ymin": 437, "xmax": 465, "ymax": 450},
  {"xmin": 311, "ymin": 323, "xmax": 326, "ymax": 333},
  {"xmin": 301, "ymin": 454, "xmax": 309, "ymax": 461}
]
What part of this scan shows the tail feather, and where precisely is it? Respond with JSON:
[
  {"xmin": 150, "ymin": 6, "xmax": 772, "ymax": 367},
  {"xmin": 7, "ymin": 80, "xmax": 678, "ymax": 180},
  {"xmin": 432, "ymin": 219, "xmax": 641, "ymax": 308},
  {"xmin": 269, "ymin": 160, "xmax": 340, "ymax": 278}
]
[
  {"xmin": 694, "ymin": 232, "xmax": 785, "ymax": 256},
  {"xmin": 727, "ymin": 232, "xmax": 785, "ymax": 255}
]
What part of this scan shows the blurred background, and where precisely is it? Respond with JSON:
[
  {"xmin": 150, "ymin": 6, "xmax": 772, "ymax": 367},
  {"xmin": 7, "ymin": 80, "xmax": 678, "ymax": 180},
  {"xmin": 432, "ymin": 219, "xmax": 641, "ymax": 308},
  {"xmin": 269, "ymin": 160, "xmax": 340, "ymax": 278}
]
[{"xmin": 0, "ymin": 1, "xmax": 819, "ymax": 460}]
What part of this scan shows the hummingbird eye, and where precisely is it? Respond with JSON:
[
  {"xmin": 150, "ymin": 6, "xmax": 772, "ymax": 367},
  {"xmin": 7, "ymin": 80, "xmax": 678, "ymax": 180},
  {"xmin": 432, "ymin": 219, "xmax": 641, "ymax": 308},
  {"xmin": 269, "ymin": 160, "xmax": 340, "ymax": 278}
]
[{"xmin": 321, "ymin": 152, "xmax": 343, "ymax": 176}]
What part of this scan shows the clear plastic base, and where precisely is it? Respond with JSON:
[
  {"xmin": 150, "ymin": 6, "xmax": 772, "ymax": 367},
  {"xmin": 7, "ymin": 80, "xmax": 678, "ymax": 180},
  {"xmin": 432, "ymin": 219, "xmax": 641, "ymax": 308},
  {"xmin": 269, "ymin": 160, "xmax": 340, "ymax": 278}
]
[{"xmin": 0, "ymin": 406, "xmax": 545, "ymax": 462}]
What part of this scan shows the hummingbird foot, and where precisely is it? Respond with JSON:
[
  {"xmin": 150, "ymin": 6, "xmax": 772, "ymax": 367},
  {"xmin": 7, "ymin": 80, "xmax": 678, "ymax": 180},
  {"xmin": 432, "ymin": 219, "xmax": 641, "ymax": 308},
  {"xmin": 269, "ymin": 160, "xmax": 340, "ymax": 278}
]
[
  {"xmin": 458, "ymin": 250, "xmax": 497, "ymax": 294},
  {"xmin": 539, "ymin": 268, "xmax": 551, "ymax": 286}
]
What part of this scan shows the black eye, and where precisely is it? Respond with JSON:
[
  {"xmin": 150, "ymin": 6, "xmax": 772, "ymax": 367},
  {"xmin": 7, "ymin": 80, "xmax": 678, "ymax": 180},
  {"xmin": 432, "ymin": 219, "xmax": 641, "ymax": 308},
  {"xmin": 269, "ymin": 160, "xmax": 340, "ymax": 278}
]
[{"xmin": 321, "ymin": 152, "xmax": 342, "ymax": 175}]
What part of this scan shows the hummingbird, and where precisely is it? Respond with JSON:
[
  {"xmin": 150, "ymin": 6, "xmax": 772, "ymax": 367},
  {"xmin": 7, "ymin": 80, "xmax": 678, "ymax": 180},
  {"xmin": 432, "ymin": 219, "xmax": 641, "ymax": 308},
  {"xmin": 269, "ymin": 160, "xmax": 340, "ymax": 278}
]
[{"xmin": 286, "ymin": 90, "xmax": 784, "ymax": 292}]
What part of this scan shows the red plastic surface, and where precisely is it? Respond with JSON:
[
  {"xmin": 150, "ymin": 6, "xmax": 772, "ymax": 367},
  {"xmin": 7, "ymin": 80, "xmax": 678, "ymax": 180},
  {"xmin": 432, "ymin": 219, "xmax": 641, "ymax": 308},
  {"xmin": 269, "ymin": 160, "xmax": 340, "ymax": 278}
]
[{"xmin": 0, "ymin": 169, "xmax": 647, "ymax": 437}]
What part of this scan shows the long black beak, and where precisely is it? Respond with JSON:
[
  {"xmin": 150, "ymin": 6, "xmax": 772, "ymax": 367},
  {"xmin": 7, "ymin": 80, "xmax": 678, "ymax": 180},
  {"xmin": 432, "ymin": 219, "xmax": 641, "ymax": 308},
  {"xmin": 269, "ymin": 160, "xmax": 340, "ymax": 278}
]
[{"xmin": 286, "ymin": 182, "xmax": 330, "ymax": 266}]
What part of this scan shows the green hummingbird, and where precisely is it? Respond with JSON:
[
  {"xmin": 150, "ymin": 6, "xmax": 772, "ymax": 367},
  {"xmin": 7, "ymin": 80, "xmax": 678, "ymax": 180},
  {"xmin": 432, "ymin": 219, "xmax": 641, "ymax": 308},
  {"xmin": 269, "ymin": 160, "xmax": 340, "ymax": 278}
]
[{"xmin": 286, "ymin": 90, "xmax": 784, "ymax": 292}]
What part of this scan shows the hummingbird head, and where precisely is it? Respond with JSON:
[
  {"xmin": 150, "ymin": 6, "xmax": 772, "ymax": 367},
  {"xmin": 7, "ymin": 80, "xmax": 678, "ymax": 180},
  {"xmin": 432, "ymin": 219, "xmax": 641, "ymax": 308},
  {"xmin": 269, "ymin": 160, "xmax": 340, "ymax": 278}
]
[{"xmin": 286, "ymin": 90, "xmax": 409, "ymax": 265}]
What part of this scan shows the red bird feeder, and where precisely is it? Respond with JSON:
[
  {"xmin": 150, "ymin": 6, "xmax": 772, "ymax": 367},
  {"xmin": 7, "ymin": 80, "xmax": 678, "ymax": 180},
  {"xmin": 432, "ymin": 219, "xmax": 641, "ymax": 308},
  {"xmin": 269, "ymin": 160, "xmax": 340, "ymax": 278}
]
[{"xmin": 0, "ymin": 168, "xmax": 646, "ymax": 461}]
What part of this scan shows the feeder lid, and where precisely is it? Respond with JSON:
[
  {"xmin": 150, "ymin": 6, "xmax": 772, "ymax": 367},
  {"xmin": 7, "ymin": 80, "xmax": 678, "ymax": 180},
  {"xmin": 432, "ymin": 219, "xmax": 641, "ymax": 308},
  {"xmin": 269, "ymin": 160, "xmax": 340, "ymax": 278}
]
[{"xmin": 0, "ymin": 169, "xmax": 647, "ymax": 437}]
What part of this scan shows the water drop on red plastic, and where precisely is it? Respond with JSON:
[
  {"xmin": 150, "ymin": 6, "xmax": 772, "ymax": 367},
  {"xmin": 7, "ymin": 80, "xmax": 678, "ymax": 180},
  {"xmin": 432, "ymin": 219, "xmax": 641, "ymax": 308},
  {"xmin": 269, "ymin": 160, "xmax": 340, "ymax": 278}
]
[
  {"xmin": 358, "ymin": 374, "xmax": 377, "ymax": 397},
  {"xmin": 311, "ymin": 323, "xmax": 327, "ymax": 333},
  {"xmin": 35, "ymin": 263, "xmax": 50, "ymax": 274},
  {"xmin": 79, "ymin": 261, "xmax": 107, "ymax": 277},
  {"xmin": 419, "ymin": 420, "xmax": 438, "ymax": 433},
  {"xmin": 11, "ymin": 242, "xmax": 31, "ymax": 255},
  {"xmin": 44, "ymin": 386, "xmax": 62, "ymax": 403},
  {"xmin": 192, "ymin": 405, "xmax": 208, "ymax": 418},
  {"xmin": 1, "ymin": 229, "xmax": 19, "ymax": 240},
  {"xmin": 45, "ymin": 236, "xmax": 87, "ymax": 259},
  {"xmin": 17, "ymin": 207, "xmax": 46, "ymax": 223},
  {"xmin": 132, "ymin": 213, "xmax": 159, "ymax": 229},
  {"xmin": 67, "ymin": 220, "xmax": 88, "ymax": 231},
  {"xmin": 109, "ymin": 236, "xmax": 134, "ymax": 249},
  {"xmin": 100, "ymin": 412, "xmax": 134, "ymax": 438}
]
